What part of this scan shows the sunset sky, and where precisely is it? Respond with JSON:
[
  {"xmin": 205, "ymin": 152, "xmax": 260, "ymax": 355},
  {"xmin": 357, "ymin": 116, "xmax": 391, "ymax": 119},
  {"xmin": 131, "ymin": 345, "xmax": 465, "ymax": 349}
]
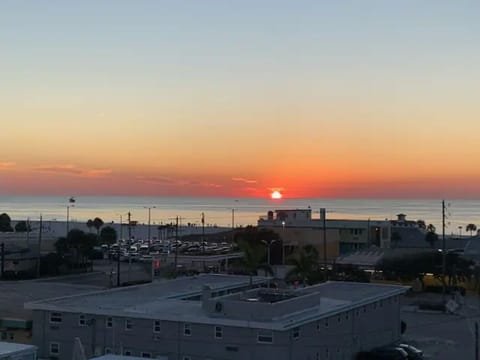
[{"xmin": 1, "ymin": 1, "xmax": 480, "ymax": 199}]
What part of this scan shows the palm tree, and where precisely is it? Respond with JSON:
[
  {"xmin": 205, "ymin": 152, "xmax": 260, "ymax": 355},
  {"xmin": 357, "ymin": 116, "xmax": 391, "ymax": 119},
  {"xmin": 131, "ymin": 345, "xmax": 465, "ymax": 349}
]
[
  {"xmin": 425, "ymin": 224, "xmax": 438, "ymax": 248},
  {"xmin": 466, "ymin": 224, "xmax": 477, "ymax": 237},
  {"xmin": 286, "ymin": 245, "xmax": 320, "ymax": 285},
  {"xmin": 86, "ymin": 219, "xmax": 94, "ymax": 233},
  {"xmin": 237, "ymin": 240, "xmax": 270, "ymax": 287},
  {"xmin": 92, "ymin": 217, "xmax": 104, "ymax": 242},
  {"xmin": 416, "ymin": 220, "xmax": 426, "ymax": 231}
]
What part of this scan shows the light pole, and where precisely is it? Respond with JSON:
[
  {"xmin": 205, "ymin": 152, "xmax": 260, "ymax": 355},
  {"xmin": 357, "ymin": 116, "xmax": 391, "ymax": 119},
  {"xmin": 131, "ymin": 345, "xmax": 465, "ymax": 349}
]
[
  {"xmin": 281, "ymin": 221, "xmax": 286, "ymax": 265},
  {"xmin": 459, "ymin": 226, "xmax": 463, "ymax": 238},
  {"xmin": 262, "ymin": 239, "xmax": 277, "ymax": 288},
  {"xmin": 66, "ymin": 197, "xmax": 76, "ymax": 237},
  {"xmin": 144, "ymin": 206, "xmax": 156, "ymax": 241}
]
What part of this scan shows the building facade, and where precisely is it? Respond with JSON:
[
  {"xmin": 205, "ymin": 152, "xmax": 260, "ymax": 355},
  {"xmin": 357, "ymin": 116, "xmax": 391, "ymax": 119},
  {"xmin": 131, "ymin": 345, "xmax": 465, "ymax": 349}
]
[
  {"xmin": 26, "ymin": 275, "xmax": 408, "ymax": 360},
  {"xmin": 258, "ymin": 209, "xmax": 391, "ymax": 258}
]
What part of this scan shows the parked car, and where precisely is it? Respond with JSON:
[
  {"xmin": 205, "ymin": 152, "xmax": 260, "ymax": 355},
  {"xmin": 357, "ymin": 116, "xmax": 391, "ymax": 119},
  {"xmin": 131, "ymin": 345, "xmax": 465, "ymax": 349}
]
[
  {"xmin": 369, "ymin": 346, "xmax": 408, "ymax": 360},
  {"xmin": 397, "ymin": 344, "xmax": 423, "ymax": 359}
]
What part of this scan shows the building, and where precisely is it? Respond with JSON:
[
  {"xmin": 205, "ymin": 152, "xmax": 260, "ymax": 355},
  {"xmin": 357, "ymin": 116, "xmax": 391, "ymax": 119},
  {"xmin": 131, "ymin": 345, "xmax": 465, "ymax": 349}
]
[
  {"xmin": 26, "ymin": 274, "xmax": 408, "ymax": 360},
  {"xmin": 0, "ymin": 341, "xmax": 37, "ymax": 359},
  {"xmin": 258, "ymin": 209, "xmax": 391, "ymax": 259},
  {"xmin": 0, "ymin": 280, "xmax": 102, "ymax": 345}
]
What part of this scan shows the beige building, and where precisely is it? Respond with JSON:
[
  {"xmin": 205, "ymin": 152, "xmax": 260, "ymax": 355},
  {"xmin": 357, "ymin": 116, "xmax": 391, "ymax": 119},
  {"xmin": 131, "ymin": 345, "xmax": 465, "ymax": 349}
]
[{"xmin": 258, "ymin": 209, "xmax": 391, "ymax": 261}]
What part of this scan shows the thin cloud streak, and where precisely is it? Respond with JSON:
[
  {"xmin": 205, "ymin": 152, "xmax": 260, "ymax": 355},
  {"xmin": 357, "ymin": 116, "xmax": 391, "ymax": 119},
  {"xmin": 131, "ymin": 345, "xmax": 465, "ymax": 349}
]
[
  {"xmin": 232, "ymin": 177, "xmax": 257, "ymax": 184},
  {"xmin": 33, "ymin": 164, "xmax": 112, "ymax": 178},
  {"xmin": 137, "ymin": 176, "xmax": 222, "ymax": 189},
  {"xmin": 0, "ymin": 162, "xmax": 15, "ymax": 170}
]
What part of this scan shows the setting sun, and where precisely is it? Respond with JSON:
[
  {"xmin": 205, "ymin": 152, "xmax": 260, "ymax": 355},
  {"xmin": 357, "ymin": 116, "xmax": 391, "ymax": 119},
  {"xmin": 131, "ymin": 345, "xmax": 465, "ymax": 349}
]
[{"xmin": 271, "ymin": 190, "xmax": 283, "ymax": 199}]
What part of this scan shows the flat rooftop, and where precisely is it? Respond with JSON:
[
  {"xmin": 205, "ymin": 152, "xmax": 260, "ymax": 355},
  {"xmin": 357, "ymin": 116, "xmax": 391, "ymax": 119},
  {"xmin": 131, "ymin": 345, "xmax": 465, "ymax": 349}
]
[
  {"xmin": 0, "ymin": 279, "xmax": 103, "ymax": 320},
  {"xmin": 0, "ymin": 341, "xmax": 36, "ymax": 355},
  {"xmin": 25, "ymin": 274, "xmax": 266, "ymax": 314},
  {"xmin": 26, "ymin": 275, "xmax": 408, "ymax": 331}
]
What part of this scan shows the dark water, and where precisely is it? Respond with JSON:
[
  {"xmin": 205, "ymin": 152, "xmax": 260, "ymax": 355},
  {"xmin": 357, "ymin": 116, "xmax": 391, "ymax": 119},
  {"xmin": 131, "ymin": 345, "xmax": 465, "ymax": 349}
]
[{"xmin": 0, "ymin": 196, "xmax": 478, "ymax": 234}]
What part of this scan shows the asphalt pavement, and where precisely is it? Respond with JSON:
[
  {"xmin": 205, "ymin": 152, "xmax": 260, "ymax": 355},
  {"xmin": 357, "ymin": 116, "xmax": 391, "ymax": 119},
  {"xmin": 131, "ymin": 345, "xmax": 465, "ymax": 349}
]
[{"xmin": 401, "ymin": 293, "xmax": 480, "ymax": 359}]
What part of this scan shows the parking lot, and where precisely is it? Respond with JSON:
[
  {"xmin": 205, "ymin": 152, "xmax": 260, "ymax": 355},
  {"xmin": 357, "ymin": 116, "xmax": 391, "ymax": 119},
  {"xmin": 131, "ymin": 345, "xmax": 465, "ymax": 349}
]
[{"xmin": 401, "ymin": 294, "xmax": 480, "ymax": 359}]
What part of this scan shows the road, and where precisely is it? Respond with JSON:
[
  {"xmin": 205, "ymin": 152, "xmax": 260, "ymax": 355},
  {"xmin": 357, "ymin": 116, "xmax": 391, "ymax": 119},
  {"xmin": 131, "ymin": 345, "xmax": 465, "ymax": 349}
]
[
  {"xmin": 40, "ymin": 260, "xmax": 152, "ymax": 287},
  {"xmin": 401, "ymin": 294, "xmax": 480, "ymax": 359}
]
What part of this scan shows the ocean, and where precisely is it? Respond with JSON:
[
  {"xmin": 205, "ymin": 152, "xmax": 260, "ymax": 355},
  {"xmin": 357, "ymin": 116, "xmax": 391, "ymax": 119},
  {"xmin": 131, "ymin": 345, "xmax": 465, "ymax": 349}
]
[{"xmin": 0, "ymin": 196, "xmax": 479, "ymax": 234}]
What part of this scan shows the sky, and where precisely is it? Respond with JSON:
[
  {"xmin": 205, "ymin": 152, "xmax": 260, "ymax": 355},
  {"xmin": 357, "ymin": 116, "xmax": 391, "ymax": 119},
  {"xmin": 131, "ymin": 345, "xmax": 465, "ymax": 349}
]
[{"xmin": 1, "ymin": 1, "xmax": 480, "ymax": 199}]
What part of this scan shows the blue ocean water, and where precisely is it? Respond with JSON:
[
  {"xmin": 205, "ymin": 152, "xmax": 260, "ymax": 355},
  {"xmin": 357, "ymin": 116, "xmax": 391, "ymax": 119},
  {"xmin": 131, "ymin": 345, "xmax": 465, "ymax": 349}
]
[{"xmin": 0, "ymin": 196, "xmax": 478, "ymax": 234}]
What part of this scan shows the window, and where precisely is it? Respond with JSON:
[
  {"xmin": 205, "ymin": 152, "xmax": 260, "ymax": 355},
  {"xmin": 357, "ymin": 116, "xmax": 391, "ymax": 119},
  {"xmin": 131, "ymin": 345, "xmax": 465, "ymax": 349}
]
[
  {"xmin": 153, "ymin": 320, "xmax": 161, "ymax": 333},
  {"xmin": 106, "ymin": 317, "xmax": 113, "ymax": 328},
  {"xmin": 125, "ymin": 319, "xmax": 133, "ymax": 331},
  {"xmin": 257, "ymin": 330, "xmax": 273, "ymax": 344},
  {"xmin": 214, "ymin": 326, "xmax": 223, "ymax": 339},
  {"xmin": 0, "ymin": 332, "xmax": 6, "ymax": 340},
  {"xmin": 79, "ymin": 314, "xmax": 86, "ymax": 326},
  {"xmin": 50, "ymin": 342, "xmax": 60, "ymax": 355},
  {"xmin": 8, "ymin": 333, "xmax": 14, "ymax": 341},
  {"xmin": 292, "ymin": 327, "xmax": 300, "ymax": 339},
  {"xmin": 50, "ymin": 312, "xmax": 62, "ymax": 323},
  {"xmin": 105, "ymin": 348, "xmax": 112, "ymax": 354},
  {"xmin": 183, "ymin": 323, "xmax": 191, "ymax": 336},
  {"xmin": 141, "ymin": 352, "xmax": 151, "ymax": 358},
  {"xmin": 182, "ymin": 357, "xmax": 191, "ymax": 360},
  {"xmin": 124, "ymin": 350, "xmax": 132, "ymax": 356}
]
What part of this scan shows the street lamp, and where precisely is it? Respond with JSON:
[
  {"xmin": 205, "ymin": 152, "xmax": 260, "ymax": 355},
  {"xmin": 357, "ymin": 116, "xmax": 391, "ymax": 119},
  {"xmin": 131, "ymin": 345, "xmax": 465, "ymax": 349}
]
[
  {"xmin": 262, "ymin": 239, "xmax": 278, "ymax": 288},
  {"xmin": 144, "ymin": 206, "xmax": 156, "ymax": 241},
  {"xmin": 281, "ymin": 221, "xmax": 286, "ymax": 265},
  {"xmin": 66, "ymin": 197, "xmax": 76, "ymax": 237}
]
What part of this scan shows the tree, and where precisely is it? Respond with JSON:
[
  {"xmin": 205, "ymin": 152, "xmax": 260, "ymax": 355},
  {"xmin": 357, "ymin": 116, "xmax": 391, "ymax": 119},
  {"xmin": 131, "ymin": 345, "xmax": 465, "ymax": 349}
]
[
  {"xmin": 234, "ymin": 226, "xmax": 281, "ymax": 263},
  {"xmin": 391, "ymin": 232, "xmax": 402, "ymax": 248},
  {"xmin": 86, "ymin": 219, "xmax": 94, "ymax": 233},
  {"xmin": 100, "ymin": 226, "xmax": 117, "ymax": 246},
  {"xmin": 417, "ymin": 220, "xmax": 426, "ymax": 231},
  {"xmin": 92, "ymin": 217, "xmax": 104, "ymax": 241},
  {"xmin": 466, "ymin": 224, "xmax": 477, "ymax": 237},
  {"xmin": 15, "ymin": 220, "xmax": 31, "ymax": 233},
  {"xmin": 237, "ymin": 239, "xmax": 270, "ymax": 287},
  {"xmin": 286, "ymin": 245, "xmax": 322, "ymax": 285},
  {"xmin": 0, "ymin": 213, "xmax": 14, "ymax": 232},
  {"xmin": 55, "ymin": 229, "xmax": 97, "ymax": 267},
  {"xmin": 425, "ymin": 227, "xmax": 438, "ymax": 248},
  {"xmin": 377, "ymin": 251, "xmax": 473, "ymax": 285}
]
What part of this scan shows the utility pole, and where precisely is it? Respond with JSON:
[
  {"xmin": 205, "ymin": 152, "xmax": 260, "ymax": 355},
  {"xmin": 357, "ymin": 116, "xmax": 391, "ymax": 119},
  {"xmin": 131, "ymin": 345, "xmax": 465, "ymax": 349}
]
[
  {"xmin": 321, "ymin": 208, "xmax": 328, "ymax": 281},
  {"xmin": 0, "ymin": 243, "xmax": 4, "ymax": 279},
  {"xmin": 117, "ymin": 246, "xmax": 121, "ymax": 287},
  {"xmin": 36, "ymin": 215, "xmax": 43, "ymax": 278},
  {"xmin": 202, "ymin": 213, "xmax": 206, "ymax": 272},
  {"xmin": 442, "ymin": 200, "xmax": 447, "ymax": 299},
  {"xmin": 66, "ymin": 196, "xmax": 75, "ymax": 237},
  {"xmin": 145, "ymin": 206, "xmax": 156, "ymax": 241},
  {"xmin": 119, "ymin": 215, "xmax": 123, "ymax": 241},
  {"xmin": 26, "ymin": 218, "xmax": 30, "ymax": 248},
  {"xmin": 476, "ymin": 321, "xmax": 479, "ymax": 360},
  {"xmin": 174, "ymin": 216, "xmax": 179, "ymax": 276},
  {"xmin": 66, "ymin": 205, "xmax": 70, "ymax": 237},
  {"xmin": 127, "ymin": 212, "xmax": 132, "ymax": 245},
  {"xmin": 202, "ymin": 213, "xmax": 205, "ymax": 253}
]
